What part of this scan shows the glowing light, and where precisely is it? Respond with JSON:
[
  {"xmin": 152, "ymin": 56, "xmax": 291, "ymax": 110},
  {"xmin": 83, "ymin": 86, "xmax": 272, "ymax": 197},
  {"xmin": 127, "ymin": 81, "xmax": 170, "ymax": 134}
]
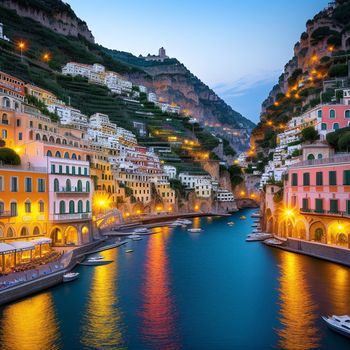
[
  {"xmin": 234, "ymin": 160, "xmax": 239, "ymax": 164},
  {"xmin": 274, "ymin": 101, "xmax": 280, "ymax": 107},
  {"xmin": 168, "ymin": 206, "xmax": 173, "ymax": 212},
  {"xmin": 194, "ymin": 205, "xmax": 199, "ymax": 211},
  {"xmin": 240, "ymin": 191, "xmax": 246, "ymax": 196},
  {"xmin": 136, "ymin": 209, "xmax": 141, "ymax": 215},
  {"xmin": 156, "ymin": 206, "xmax": 162, "ymax": 212},
  {"xmin": 267, "ymin": 120, "xmax": 273, "ymax": 126},
  {"xmin": 338, "ymin": 224, "xmax": 344, "ymax": 231},
  {"xmin": 42, "ymin": 52, "xmax": 51, "ymax": 62},
  {"xmin": 310, "ymin": 54, "xmax": 318, "ymax": 63}
]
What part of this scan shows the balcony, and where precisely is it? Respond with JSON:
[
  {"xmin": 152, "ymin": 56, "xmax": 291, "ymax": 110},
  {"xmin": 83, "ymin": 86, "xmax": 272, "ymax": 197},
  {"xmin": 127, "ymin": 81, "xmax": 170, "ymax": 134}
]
[
  {"xmin": 300, "ymin": 208, "xmax": 350, "ymax": 218},
  {"xmin": 56, "ymin": 187, "xmax": 90, "ymax": 195},
  {"xmin": 0, "ymin": 211, "xmax": 14, "ymax": 218},
  {"xmin": 51, "ymin": 212, "xmax": 92, "ymax": 222}
]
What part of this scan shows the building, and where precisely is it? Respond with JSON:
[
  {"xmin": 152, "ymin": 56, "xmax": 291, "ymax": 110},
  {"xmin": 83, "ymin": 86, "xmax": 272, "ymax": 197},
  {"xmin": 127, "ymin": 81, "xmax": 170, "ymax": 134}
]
[
  {"xmin": 178, "ymin": 173, "xmax": 212, "ymax": 198},
  {"xmin": 163, "ymin": 165, "xmax": 176, "ymax": 179},
  {"xmin": 0, "ymin": 71, "xmax": 25, "ymax": 111},
  {"xmin": 0, "ymin": 22, "xmax": 10, "ymax": 42},
  {"xmin": 216, "ymin": 189, "xmax": 235, "ymax": 202},
  {"xmin": 140, "ymin": 47, "xmax": 169, "ymax": 62}
]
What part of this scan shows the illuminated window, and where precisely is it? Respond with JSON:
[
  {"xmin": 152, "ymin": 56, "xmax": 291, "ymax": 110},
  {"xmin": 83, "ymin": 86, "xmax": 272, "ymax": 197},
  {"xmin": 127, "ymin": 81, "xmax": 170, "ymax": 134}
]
[{"xmin": 24, "ymin": 200, "xmax": 31, "ymax": 213}]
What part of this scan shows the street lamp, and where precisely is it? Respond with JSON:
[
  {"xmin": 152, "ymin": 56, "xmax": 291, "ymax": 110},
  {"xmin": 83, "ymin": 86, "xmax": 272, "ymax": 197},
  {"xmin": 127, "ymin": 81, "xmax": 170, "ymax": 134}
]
[
  {"xmin": 17, "ymin": 41, "xmax": 26, "ymax": 61},
  {"xmin": 42, "ymin": 52, "xmax": 51, "ymax": 63}
]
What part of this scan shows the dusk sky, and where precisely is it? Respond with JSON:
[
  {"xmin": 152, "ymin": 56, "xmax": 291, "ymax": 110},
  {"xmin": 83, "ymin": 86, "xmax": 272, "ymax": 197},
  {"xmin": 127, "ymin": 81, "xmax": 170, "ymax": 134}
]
[{"xmin": 67, "ymin": 0, "xmax": 329, "ymax": 124}]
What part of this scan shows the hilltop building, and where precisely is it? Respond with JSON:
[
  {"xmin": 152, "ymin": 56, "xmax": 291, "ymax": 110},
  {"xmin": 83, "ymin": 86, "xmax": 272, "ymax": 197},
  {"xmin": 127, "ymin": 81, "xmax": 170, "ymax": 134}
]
[{"xmin": 139, "ymin": 47, "xmax": 169, "ymax": 62}]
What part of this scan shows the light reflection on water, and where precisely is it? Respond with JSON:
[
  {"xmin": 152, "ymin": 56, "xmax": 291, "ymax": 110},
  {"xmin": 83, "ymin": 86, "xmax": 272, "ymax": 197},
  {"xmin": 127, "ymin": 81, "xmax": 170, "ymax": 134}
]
[
  {"xmin": 0, "ymin": 292, "xmax": 60, "ymax": 350},
  {"xmin": 276, "ymin": 252, "xmax": 320, "ymax": 350},
  {"xmin": 139, "ymin": 226, "xmax": 180, "ymax": 349},
  {"xmin": 81, "ymin": 249, "xmax": 125, "ymax": 350}
]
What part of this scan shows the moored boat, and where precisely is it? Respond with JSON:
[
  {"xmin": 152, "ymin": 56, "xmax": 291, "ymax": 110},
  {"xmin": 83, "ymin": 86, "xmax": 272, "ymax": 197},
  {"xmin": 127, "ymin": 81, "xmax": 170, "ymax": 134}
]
[
  {"xmin": 125, "ymin": 249, "xmax": 133, "ymax": 253},
  {"xmin": 63, "ymin": 272, "xmax": 79, "ymax": 282},
  {"xmin": 188, "ymin": 228, "xmax": 202, "ymax": 233},
  {"xmin": 322, "ymin": 315, "xmax": 350, "ymax": 338},
  {"xmin": 240, "ymin": 216, "xmax": 247, "ymax": 220},
  {"xmin": 134, "ymin": 227, "xmax": 149, "ymax": 234},
  {"xmin": 227, "ymin": 221, "xmax": 235, "ymax": 226},
  {"xmin": 263, "ymin": 238, "xmax": 284, "ymax": 246},
  {"xmin": 80, "ymin": 257, "xmax": 113, "ymax": 266}
]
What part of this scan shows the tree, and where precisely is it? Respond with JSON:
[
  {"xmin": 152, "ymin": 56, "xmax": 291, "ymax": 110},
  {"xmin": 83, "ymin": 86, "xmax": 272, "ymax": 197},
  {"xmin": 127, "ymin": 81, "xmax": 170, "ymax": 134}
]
[
  {"xmin": 301, "ymin": 127, "xmax": 319, "ymax": 143},
  {"xmin": 0, "ymin": 148, "xmax": 21, "ymax": 165},
  {"xmin": 338, "ymin": 131, "xmax": 350, "ymax": 152}
]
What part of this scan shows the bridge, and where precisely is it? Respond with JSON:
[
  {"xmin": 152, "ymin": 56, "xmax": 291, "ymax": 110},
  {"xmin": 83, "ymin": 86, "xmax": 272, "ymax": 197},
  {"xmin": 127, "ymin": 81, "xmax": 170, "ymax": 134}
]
[{"xmin": 235, "ymin": 198, "xmax": 259, "ymax": 209}]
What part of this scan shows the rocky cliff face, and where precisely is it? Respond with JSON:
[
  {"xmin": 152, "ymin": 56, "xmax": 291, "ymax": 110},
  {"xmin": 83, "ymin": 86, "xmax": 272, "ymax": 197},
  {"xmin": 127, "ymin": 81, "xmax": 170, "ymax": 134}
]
[
  {"xmin": 0, "ymin": 0, "xmax": 94, "ymax": 43},
  {"xmin": 261, "ymin": 0, "xmax": 350, "ymax": 121},
  {"xmin": 123, "ymin": 60, "xmax": 255, "ymax": 131}
]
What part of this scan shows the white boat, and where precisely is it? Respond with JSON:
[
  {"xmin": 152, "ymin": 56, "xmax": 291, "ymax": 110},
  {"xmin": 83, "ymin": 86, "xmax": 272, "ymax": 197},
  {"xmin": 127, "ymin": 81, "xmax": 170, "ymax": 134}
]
[
  {"xmin": 227, "ymin": 221, "xmax": 235, "ymax": 226},
  {"xmin": 246, "ymin": 233, "xmax": 273, "ymax": 242},
  {"xmin": 177, "ymin": 219, "xmax": 192, "ymax": 225},
  {"xmin": 188, "ymin": 228, "xmax": 202, "ymax": 233},
  {"xmin": 80, "ymin": 257, "xmax": 113, "ymax": 266},
  {"xmin": 322, "ymin": 315, "xmax": 350, "ymax": 338},
  {"xmin": 63, "ymin": 272, "xmax": 79, "ymax": 282},
  {"xmin": 263, "ymin": 238, "xmax": 284, "ymax": 246},
  {"xmin": 251, "ymin": 223, "xmax": 259, "ymax": 227},
  {"xmin": 134, "ymin": 227, "xmax": 149, "ymax": 234},
  {"xmin": 88, "ymin": 254, "xmax": 103, "ymax": 260},
  {"xmin": 251, "ymin": 213, "xmax": 261, "ymax": 218},
  {"xmin": 125, "ymin": 249, "xmax": 133, "ymax": 253}
]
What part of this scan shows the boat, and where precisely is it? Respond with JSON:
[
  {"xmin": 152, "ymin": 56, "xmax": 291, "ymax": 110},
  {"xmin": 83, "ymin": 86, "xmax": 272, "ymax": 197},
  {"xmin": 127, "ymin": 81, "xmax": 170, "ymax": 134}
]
[
  {"xmin": 246, "ymin": 233, "xmax": 273, "ymax": 242},
  {"xmin": 177, "ymin": 219, "xmax": 192, "ymax": 225},
  {"xmin": 88, "ymin": 254, "xmax": 103, "ymax": 260},
  {"xmin": 79, "ymin": 257, "xmax": 113, "ymax": 266},
  {"xmin": 251, "ymin": 213, "xmax": 261, "ymax": 218},
  {"xmin": 322, "ymin": 315, "xmax": 350, "ymax": 338},
  {"xmin": 263, "ymin": 238, "xmax": 284, "ymax": 246},
  {"xmin": 63, "ymin": 272, "xmax": 79, "ymax": 282},
  {"xmin": 188, "ymin": 228, "xmax": 202, "ymax": 233},
  {"xmin": 251, "ymin": 223, "xmax": 259, "ymax": 227},
  {"xmin": 125, "ymin": 249, "xmax": 133, "ymax": 253},
  {"xmin": 227, "ymin": 221, "xmax": 235, "ymax": 226},
  {"xmin": 240, "ymin": 216, "xmax": 247, "ymax": 220},
  {"xmin": 134, "ymin": 227, "xmax": 149, "ymax": 234}
]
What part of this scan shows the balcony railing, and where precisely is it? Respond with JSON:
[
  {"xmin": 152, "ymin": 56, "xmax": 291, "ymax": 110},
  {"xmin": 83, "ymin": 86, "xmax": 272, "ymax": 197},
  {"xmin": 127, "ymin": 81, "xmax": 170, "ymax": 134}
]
[
  {"xmin": 300, "ymin": 208, "xmax": 350, "ymax": 218},
  {"xmin": 51, "ymin": 213, "xmax": 92, "ymax": 221},
  {"xmin": 0, "ymin": 211, "xmax": 14, "ymax": 218},
  {"xmin": 292, "ymin": 154, "xmax": 350, "ymax": 168},
  {"xmin": 56, "ymin": 187, "xmax": 90, "ymax": 194}
]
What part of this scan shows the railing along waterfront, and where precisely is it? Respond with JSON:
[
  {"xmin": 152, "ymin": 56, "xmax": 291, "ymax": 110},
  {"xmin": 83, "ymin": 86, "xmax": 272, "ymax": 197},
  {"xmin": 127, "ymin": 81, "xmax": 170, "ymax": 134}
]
[{"xmin": 300, "ymin": 208, "xmax": 350, "ymax": 218}]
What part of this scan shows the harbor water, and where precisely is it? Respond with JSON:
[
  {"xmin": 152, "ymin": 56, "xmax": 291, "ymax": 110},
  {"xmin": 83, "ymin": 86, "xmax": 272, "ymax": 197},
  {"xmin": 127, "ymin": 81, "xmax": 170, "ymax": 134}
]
[{"xmin": 1, "ymin": 208, "xmax": 350, "ymax": 349}]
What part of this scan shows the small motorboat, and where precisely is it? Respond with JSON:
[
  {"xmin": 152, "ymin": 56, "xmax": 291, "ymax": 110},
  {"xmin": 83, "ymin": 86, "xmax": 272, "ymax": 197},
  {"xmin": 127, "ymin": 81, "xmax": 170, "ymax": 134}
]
[
  {"xmin": 227, "ymin": 221, "xmax": 235, "ymax": 226},
  {"xmin": 177, "ymin": 219, "xmax": 192, "ymax": 225},
  {"xmin": 251, "ymin": 213, "xmax": 261, "ymax": 218},
  {"xmin": 88, "ymin": 254, "xmax": 103, "ymax": 260},
  {"xmin": 125, "ymin": 249, "xmax": 133, "ymax": 253},
  {"xmin": 63, "ymin": 272, "xmax": 79, "ymax": 282},
  {"xmin": 134, "ymin": 227, "xmax": 149, "ymax": 234},
  {"xmin": 240, "ymin": 216, "xmax": 247, "ymax": 220},
  {"xmin": 80, "ymin": 257, "xmax": 113, "ymax": 266},
  {"xmin": 188, "ymin": 228, "xmax": 202, "ymax": 233},
  {"xmin": 263, "ymin": 238, "xmax": 284, "ymax": 246},
  {"xmin": 322, "ymin": 315, "xmax": 350, "ymax": 338}
]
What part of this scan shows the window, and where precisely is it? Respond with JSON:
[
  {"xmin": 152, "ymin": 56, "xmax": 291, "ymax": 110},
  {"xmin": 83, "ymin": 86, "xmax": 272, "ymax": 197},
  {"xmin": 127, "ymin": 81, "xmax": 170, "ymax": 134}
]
[
  {"xmin": 345, "ymin": 110, "xmax": 350, "ymax": 119},
  {"xmin": 0, "ymin": 176, "xmax": 4, "ymax": 191},
  {"xmin": 72, "ymin": 167, "xmax": 76, "ymax": 175},
  {"xmin": 330, "ymin": 199, "xmax": 338, "ymax": 213},
  {"xmin": 86, "ymin": 181, "xmax": 90, "ymax": 192},
  {"xmin": 54, "ymin": 179, "xmax": 59, "ymax": 192},
  {"xmin": 59, "ymin": 165, "xmax": 63, "ymax": 174},
  {"xmin": 25, "ymin": 177, "xmax": 32, "ymax": 192},
  {"xmin": 10, "ymin": 177, "xmax": 18, "ymax": 192},
  {"xmin": 318, "ymin": 110, "xmax": 322, "ymax": 118},
  {"xmin": 303, "ymin": 173, "xmax": 310, "ymax": 186},
  {"xmin": 10, "ymin": 202, "xmax": 17, "ymax": 216},
  {"xmin": 333, "ymin": 123, "xmax": 339, "ymax": 130},
  {"xmin": 64, "ymin": 152, "xmax": 69, "ymax": 159},
  {"xmin": 51, "ymin": 164, "xmax": 55, "ymax": 173},
  {"xmin": 78, "ymin": 200, "xmax": 83, "ymax": 213},
  {"xmin": 20, "ymin": 227, "xmax": 29, "ymax": 236},
  {"xmin": 307, "ymin": 154, "xmax": 315, "ymax": 160},
  {"xmin": 66, "ymin": 179, "xmax": 71, "ymax": 192},
  {"xmin": 47, "ymin": 150, "xmax": 52, "ymax": 157},
  {"xmin": 315, "ymin": 199, "xmax": 324, "ymax": 213},
  {"xmin": 317, "ymin": 154, "xmax": 323, "ymax": 159},
  {"xmin": 316, "ymin": 172, "xmax": 323, "ymax": 186},
  {"xmin": 329, "ymin": 171, "xmax": 337, "ymax": 186},
  {"xmin": 291, "ymin": 173, "xmax": 298, "ymax": 186},
  {"xmin": 347, "ymin": 200, "xmax": 350, "ymax": 215},
  {"xmin": 321, "ymin": 123, "xmax": 327, "ymax": 130},
  {"xmin": 86, "ymin": 200, "xmax": 90, "ymax": 213},
  {"xmin": 18, "ymin": 132, "xmax": 22, "ymax": 140},
  {"xmin": 84, "ymin": 168, "xmax": 88, "ymax": 176},
  {"xmin": 38, "ymin": 178, "xmax": 45, "ymax": 192},
  {"xmin": 66, "ymin": 166, "xmax": 69, "ymax": 174},
  {"xmin": 69, "ymin": 200, "xmax": 75, "ymax": 214},
  {"xmin": 39, "ymin": 200, "xmax": 44, "ymax": 213},
  {"xmin": 55, "ymin": 151, "xmax": 61, "ymax": 158},
  {"xmin": 330, "ymin": 109, "xmax": 336, "ymax": 118},
  {"xmin": 25, "ymin": 200, "xmax": 31, "ymax": 213},
  {"xmin": 2, "ymin": 130, "xmax": 7, "ymax": 138},
  {"xmin": 344, "ymin": 170, "xmax": 350, "ymax": 185},
  {"xmin": 78, "ymin": 167, "xmax": 81, "ymax": 175},
  {"xmin": 59, "ymin": 201, "xmax": 66, "ymax": 214},
  {"xmin": 302, "ymin": 198, "xmax": 309, "ymax": 212},
  {"xmin": 16, "ymin": 119, "xmax": 21, "ymax": 127},
  {"xmin": 0, "ymin": 201, "xmax": 4, "ymax": 214}
]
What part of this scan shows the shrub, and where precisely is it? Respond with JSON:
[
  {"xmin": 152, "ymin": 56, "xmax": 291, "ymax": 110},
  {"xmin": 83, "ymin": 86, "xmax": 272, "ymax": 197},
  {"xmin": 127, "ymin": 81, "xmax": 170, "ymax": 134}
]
[
  {"xmin": 328, "ymin": 64, "xmax": 348, "ymax": 78},
  {"xmin": 0, "ymin": 148, "xmax": 21, "ymax": 165},
  {"xmin": 301, "ymin": 127, "xmax": 319, "ymax": 143}
]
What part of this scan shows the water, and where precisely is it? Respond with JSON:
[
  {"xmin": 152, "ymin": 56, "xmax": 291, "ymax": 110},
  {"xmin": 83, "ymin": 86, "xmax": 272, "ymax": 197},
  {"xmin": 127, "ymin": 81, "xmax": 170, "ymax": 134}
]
[{"xmin": 1, "ymin": 209, "xmax": 350, "ymax": 349}]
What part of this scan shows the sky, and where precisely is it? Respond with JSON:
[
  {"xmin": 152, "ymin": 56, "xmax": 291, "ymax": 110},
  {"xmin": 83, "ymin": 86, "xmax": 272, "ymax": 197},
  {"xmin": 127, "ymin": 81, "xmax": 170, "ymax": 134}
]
[{"xmin": 66, "ymin": 0, "xmax": 329, "ymax": 124}]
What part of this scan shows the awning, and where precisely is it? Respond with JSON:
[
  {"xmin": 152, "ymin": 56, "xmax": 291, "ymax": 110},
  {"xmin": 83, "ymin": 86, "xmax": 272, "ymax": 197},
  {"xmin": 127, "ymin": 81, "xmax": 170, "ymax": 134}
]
[
  {"xmin": 0, "ymin": 243, "xmax": 16, "ymax": 254},
  {"xmin": 9, "ymin": 241, "xmax": 35, "ymax": 251},
  {"xmin": 31, "ymin": 238, "xmax": 52, "ymax": 246}
]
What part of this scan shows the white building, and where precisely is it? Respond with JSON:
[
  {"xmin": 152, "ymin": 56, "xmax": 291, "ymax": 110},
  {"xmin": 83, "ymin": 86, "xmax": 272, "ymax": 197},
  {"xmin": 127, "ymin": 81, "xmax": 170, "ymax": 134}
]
[
  {"xmin": 216, "ymin": 189, "xmax": 235, "ymax": 202},
  {"xmin": 178, "ymin": 173, "xmax": 212, "ymax": 198},
  {"xmin": 0, "ymin": 22, "xmax": 10, "ymax": 42},
  {"xmin": 163, "ymin": 165, "xmax": 176, "ymax": 179}
]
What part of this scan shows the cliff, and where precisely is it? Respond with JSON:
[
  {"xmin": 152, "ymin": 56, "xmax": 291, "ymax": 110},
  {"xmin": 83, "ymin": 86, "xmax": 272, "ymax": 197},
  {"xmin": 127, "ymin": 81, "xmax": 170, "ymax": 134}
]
[{"xmin": 0, "ymin": 0, "xmax": 94, "ymax": 43}]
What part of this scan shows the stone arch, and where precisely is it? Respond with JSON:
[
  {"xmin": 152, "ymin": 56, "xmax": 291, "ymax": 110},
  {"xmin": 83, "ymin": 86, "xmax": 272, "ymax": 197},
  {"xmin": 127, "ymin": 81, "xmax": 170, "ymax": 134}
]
[
  {"xmin": 328, "ymin": 221, "xmax": 350, "ymax": 248},
  {"xmin": 6, "ymin": 226, "xmax": 15, "ymax": 238},
  {"xmin": 309, "ymin": 221, "xmax": 327, "ymax": 243},
  {"xmin": 81, "ymin": 225, "xmax": 90, "ymax": 245},
  {"xmin": 50, "ymin": 227, "xmax": 63, "ymax": 246},
  {"xmin": 279, "ymin": 219, "xmax": 293, "ymax": 238},
  {"xmin": 65, "ymin": 226, "xmax": 79, "ymax": 246},
  {"xmin": 35, "ymin": 133, "xmax": 41, "ymax": 141},
  {"xmin": 20, "ymin": 226, "xmax": 29, "ymax": 237},
  {"xmin": 43, "ymin": 135, "xmax": 48, "ymax": 142},
  {"xmin": 200, "ymin": 201, "xmax": 209, "ymax": 213},
  {"xmin": 49, "ymin": 136, "xmax": 55, "ymax": 143},
  {"xmin": 33, "ymin": 226, "xmax": 40, "ymax": 236},
  {"xmin": 294, "ymin": 220, "xmax": 307, "ymax": 240}
]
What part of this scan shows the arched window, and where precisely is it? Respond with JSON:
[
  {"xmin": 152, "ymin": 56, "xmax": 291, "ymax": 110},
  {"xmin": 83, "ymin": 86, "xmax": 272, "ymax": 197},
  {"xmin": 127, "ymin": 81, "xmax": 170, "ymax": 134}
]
[
  {"xmin": 24, "ymin": 200, "xmax": 31, "ymax": 213},
  {"xmin": 35, "ymin": 133, "xmax": 41, "ymax": 141},
  {"xmin": 345, "ymin": 110, "xmax": 350, "ymax": 119},
  {"xmin": 6, "ymin": 227, "xmax": 14, "ymax": 238},
  {"xmin": 55, "ymin": 151, "xmax": 61, "ymax": 158},
  {"xmin": 3, "ymin": 98, "xmax": 10, "ymax": 108},
  {"xmin": 78, "ymin": 155, "xmax": 81, "ymax": 160},
  {"xmin": 59, "ymin": 201, "xmax": 66, "ymax": 214},
  {"xmin": 334, "ymin": 123, "xmax": 339, "ymax": 130},
  {"xmin": 66, "ymin": 179, "xmax": 71, "ymax": 192},
  {"xmin": 54, "ymin": 179, "xmax": 59, "ymax": 192},
  {"xmin": 47, "ymin": 150, "xmax": 52, "ymax": 157},
  {"xmin": 307, "ymin": 154, "xmax": 315, "ymax": 160},
  {"xmin": 20, "ymin": 227, "xmax": 29, "ymax": 236},
  {"xmin": 10, "ymin": 202, "xmax": 17, "ymax": 216},
  {"xmin": 38, "ymin": 200, "xmax": 45, "ymax": 213},
  {"xmin": 72, "ymin": 167, "xmax": 76, "ymax": 175},
  {"xmin": 33, "ymin": 226, "xmax": 40, "ymax": 235},
  {"xmin": 78, "ymin": 200, "xmax": 83, "ymax": 213},
  {"xmin": 0, "ymin": 201, "xmax": 4, "ymax": 214},
  {"xmin": 49, "ymin": 136, "xmax": 55, "ymax": 143},
  {"xmin": 317, "ymin": 110, "xmax": 322, "ymax": 118},
  {"xmin": 317, "ymin": 154, "xmax": 323, "ymax": 159},
  {"xmin": 329, "ymin": 109, "xmax": 336, "ymax": 118},
  {"xmin": 62, "ymin": 139, "xmax": 67, "ymax": 145},
  {"xmin": 64, "ymin": 152, "xmax": 70, "ymax": 159},
  {"xmin": 77, "ymin": 180, "xmax": 82, "ymax": 192},
  {"xmin": 86, "ymin": 200, "xmax": 90, "ymax": 213},
  {"xmin": 43, "ymin": 135, "xmax": 48, "ymax": 142},
  {"xmin": 0, "ymin": 227, "xmax": 3, "ymax": 238},
  {"xmin": 69, "ymin": 200, "xmax": 75, "ymax": 214},
  {"xmin": 2, "ymin": 113, "xmax": 8, "ymax": 124},
  {"xmin": 86, "ymin": 181, "xmax": 90, "ymax": 192},
  {"xmin": 72, "ymin": 153, "xmax": 77, "ymax": 160},
  {"xmin": 56, "ymin": 138, "xmax": 61, "ymax": 144},
  {"xmin": 321, "ymin": 123, "xmax": 327, "ymax": 130}
]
